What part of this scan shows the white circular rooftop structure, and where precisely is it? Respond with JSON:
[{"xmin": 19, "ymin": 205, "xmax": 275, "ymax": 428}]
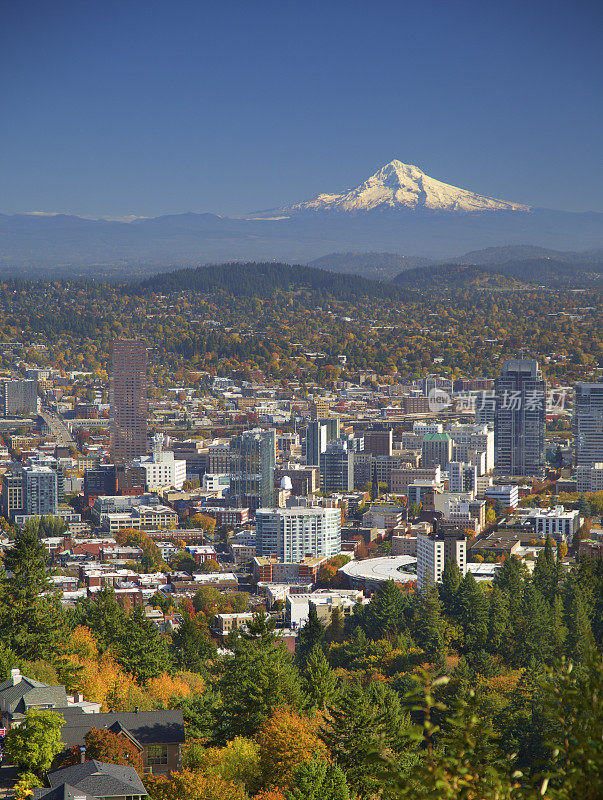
[
  {"xmin": 338, "ymin": 556, "xmax": 417, "ymax": 588},
  {"xmin": 280, "ymin": 475, "xmax": 293, "ymax": 491}
]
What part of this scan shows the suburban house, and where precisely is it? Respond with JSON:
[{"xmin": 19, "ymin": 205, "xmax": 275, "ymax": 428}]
[
  {"xmin": 0, "ymin": 669, "xmax": 100, "ymax": 730},
  {"xmin": 34, "ymin": 760, "xmax": 147, "ymax": 800},
  {"xmin": 57, "ymin": 709, "xmax": 186, "ymax": 775}
]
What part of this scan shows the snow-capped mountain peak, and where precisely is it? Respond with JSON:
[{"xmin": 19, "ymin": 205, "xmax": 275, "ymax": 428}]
[{"xmin": 274, "ymin": 159, "xmax": 530, "ymax": 215}]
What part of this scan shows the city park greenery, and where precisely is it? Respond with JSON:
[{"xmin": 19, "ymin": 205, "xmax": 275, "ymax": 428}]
[{"xmin": 0, "ymin": 519, "xmax": 601, "ymax": 799}]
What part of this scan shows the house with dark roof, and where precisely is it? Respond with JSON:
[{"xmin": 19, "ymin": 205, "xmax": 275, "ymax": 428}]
[
  {"xmin": 34, "ymin": 760, "xmax": 147, "ymax": 800},
  {"xmin": 0, "ymin": 669, "xmax": 101, "ymax": 730},
  {"xmin": 57, "ymin": 709, "xmax": 185, "ymax": 775}
]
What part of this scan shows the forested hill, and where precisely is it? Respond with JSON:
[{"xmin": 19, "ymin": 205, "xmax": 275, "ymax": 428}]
[
  {"xmin": 392, "ymin": 257, "xmax": 603, "ymax": 289},
  {"xmin": 392, "ymin": 263, "xmax": 529, "ymax": 290},
  {"xmin": 134, "ymin": 261, "xmax": 412, "ymax": 300}
]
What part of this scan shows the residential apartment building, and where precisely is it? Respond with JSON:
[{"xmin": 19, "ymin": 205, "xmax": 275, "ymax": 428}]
[
  {"xmin": 528, "ymin": 506, "xmax": 581, "ymax": 544},
  {"xmin": 484, "ymin": 484, "xmax": 519, "ymax": 508},
  {"xmin": 421, "ymin": 432, "xmax": 452, "ymax": 470},
  {"xmin": 390, "ymin": 466, "xmax": 441, "ymax": 494},
  {"xmin": 2, "ymin": 379, "xmax": 38, "ymax": 416},
  {"xmin": 23, "ymin": 464, "xmax": 58, "ymax": 516},
  {"xmin": 417, "ymin": 529, "xmax": 467, "ymax": 590},
  {"xmin": 448, "ymin": 461, "xmax": 478, "ymax": 495},
  {"xmin": 256, "ymin": 505, "xmax": 341, "ymax": 562}
]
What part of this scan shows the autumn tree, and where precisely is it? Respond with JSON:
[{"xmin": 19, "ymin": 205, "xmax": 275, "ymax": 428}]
[
  {"xmin": 256, "ymin": 708, "xmax": 328, "ymax": 791},
  {"xmin": 144, "ymin": 770, "xmax": 247, "ymax": 800},
  {"xmin": 60, "ymin": 728, "xmax": 143, "ymax": 775}
]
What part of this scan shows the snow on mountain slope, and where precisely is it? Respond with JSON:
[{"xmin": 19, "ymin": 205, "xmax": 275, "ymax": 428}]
[{"xmin": 274, "ymin": 160, "xmax": 531, "ymax": 215}]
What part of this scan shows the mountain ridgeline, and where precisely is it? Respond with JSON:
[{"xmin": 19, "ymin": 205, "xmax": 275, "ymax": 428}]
[
  {"xmin": 2, "ymin": 160, "xmax": 603, "ymax": 272},
  {"xmin": 134, "ymin": 261, "xmax": 412, "ymax": 300}
]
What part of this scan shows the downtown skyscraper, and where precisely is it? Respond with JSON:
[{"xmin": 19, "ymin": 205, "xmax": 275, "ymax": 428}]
[
  {"xmin": 112, "ymin": 339, "xmax": 147, "ymax": 464},
  {"xmin": 574, "ymin": 382, "xmax": 603, "ymax": 467},
  {"xmin": 494, "ymin": 358, "xmax": 546, "ymax": 476},
  {"xmin": 229, "ymin": 428, "xmax": 276, "ymax": 512}
]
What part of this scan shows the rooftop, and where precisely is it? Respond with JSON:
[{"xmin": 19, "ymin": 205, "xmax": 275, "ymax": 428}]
[{"xmin": 338, "ymin": 555, "xmax": 417, "ymax": 584}]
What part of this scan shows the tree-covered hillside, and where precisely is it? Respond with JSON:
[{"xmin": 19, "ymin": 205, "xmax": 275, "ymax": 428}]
[{"xmin": 135, "ymin": 262, "xmax": 410, "ymax": 301}]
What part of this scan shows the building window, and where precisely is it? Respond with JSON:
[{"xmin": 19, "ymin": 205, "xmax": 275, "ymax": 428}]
[{"xmin": 147, "ymin": 744, "xmax": 168, "ymax": 765}]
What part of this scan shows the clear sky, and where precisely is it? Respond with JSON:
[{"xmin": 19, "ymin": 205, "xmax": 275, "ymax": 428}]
[{"xmin": 1, "ymin": 0, "xmax": 602, "ymax": 218}]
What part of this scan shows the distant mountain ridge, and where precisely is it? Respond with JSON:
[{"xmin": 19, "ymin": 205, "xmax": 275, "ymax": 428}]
[{"xmin": 1, "ymin": 159, "xmax": 603, "ymax": 274}]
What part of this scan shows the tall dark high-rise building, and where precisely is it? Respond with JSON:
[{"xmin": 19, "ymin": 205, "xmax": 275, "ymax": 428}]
[
  {"xmin": 112, "ymin": 339, "xmax": 147, "ymax": 464},
  {"xmin": 304, "ymin": 418, "xmax": 340, "ymax": 466},
  {"xmin": 494, "ymin": 358, "xmax": 545, "ymax": 476},
  {"xmin": 363, "ymin": 425, "xmax": 393, "ymax": 457}
]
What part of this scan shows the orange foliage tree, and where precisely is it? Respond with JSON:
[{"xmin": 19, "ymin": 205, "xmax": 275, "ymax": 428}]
[
  {"xmin": 60, "ymin": 728, "xmax": 143, "ymax": 776},
  {"xmin": 255, "ymin": 708, "xmax": 329, "ymax": 791},
  {"xmin": 144, "ymin": 770, "xmax": 247, "ymax": 800}
]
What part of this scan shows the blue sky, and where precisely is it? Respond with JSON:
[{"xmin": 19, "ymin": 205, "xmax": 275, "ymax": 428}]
[{"xmin": 1, "ymin": 0, "xmax": 601, "ymax": 217}]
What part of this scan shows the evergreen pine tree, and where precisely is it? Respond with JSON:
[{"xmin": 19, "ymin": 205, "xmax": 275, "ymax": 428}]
[
  {"xmin": 364, "ymin": 579, "xmax": 407, "ymax": 639},
  {"xmin": 287, "ymin": 757, "xmax": 350, "ymax": 800},
  {"xmin": 324, "ymin": 606, "xmax": 346, "ymax": 644},
  {"xmin": 487, "ymin": 586, "xmax": 510, "ymax": 657},
  {"xmin": 303, "ymin": 644, "xmax": 338, "ymax": 710},
  {"xmin": 494, "ymin": 555, "xmax": 527, "ymax": 620},
  {"xmin": 513, "ymin": 584, "xmax": 554, "ymax": 666},
  {"xmin": 73, "ymin": 588, "xmax": 128, "ymax": 653},
  {"xmin": 172, "ymin": 612, "xmax": 217, "ymax": 671},
  {"xmin": 117, "ymin": 606, "xmax": 172, "ymax": 682},
  {"xmin": 296, "ymin": 604, "xmax": 325, "ymax": 667},
  {"xmin": 215, "ymin": 633, "xmax": 303, "ymax": 742},
  {"xmin": 413, "ymin": 584, "xmax": 447, "ymax": 665},
  {"xmin": 439, "ymin": 559, "xmax": 462, "ymax": 616},
  {"xmin": 456, "ymin": 572, "xmax": 489, "ymax": 652},
  {"xmin": 565, "ymin": 579, "xmax": 595, "ymax": 662},
  {"xmin": 329, "ymin": 626, "xmax": 370, "ymax": 670},
  {"xmin": 321, "ymin": 681, "xmax": 413, "ymax": 798},
  {"xmin": 533, "ymin": 536, "xmax": 560, "ymax": 604},
  {"xmin": 241, "ymin": 610, "xmax": 278, "ymax": 644},
  {"xmin": 0, "ymin": 521, "xmax": 66, "ymax": 661}
]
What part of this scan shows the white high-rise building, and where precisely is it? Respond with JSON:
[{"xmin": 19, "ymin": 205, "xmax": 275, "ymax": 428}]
[
  {"xmin": 448, "ymin": 461, "xmax": 478, "ymax": 495},
  {"xmin": 133, "ymin": 434, "xmax": 186, "ymax": 490},
  {"xmin": 417, "ymin": 530, "xmax": 467, "ymax": 590},
  {"xmin": 256, "ymin": 505, "xmax": 341, "ymax": 563},
  {"xmin": 448, "ymin": 423, "xmax": 494, "ymax": 473}
]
